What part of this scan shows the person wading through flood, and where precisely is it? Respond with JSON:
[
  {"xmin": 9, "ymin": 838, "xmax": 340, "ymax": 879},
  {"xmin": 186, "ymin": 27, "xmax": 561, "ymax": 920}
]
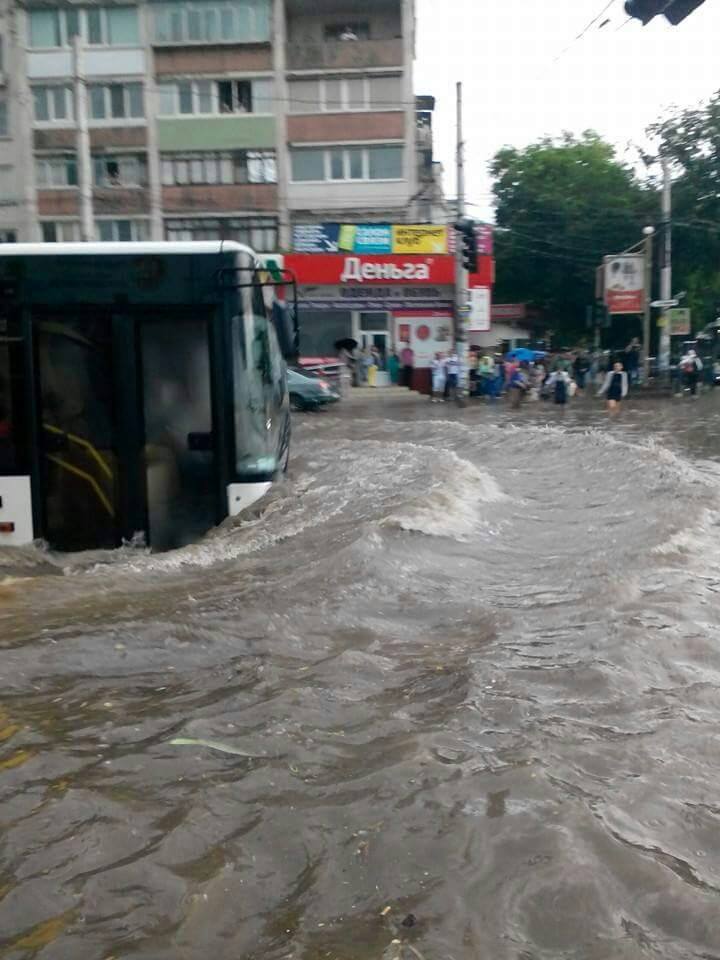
[
  {"xmin": 431, "ymin": 352, "xmax": 446, "ymax": 403},
  {"xmin": 597, "ymin": 361, "xmax": 629, "ymax": 414},
  {"xmin": 400, "ymin": 344, "xmax": 414, "ymax": 390},
  {"xmin": 444, "ymin": 351, "xmax": 460, "ymax": 403},
  {"xmin": 680, "ymin": 348, "xmax": 703, "ymax": 398},
  {"xmin": 547, "ymin": 367, "xmax": 572, "ymax": 408},
  {"xmin": 508, "ymin": 362, "xmax": 529, "ymax": 409}
]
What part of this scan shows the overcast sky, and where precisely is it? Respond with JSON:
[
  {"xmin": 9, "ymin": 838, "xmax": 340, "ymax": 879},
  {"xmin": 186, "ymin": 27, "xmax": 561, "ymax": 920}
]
[{"xmin": 415, "ymin": 0, "xmax": 720, "ymax": 221}]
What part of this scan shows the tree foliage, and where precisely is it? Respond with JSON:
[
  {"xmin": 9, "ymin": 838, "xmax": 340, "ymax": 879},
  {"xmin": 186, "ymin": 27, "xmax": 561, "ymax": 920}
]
[
  {"xmin": 649, "ymin": 92, "xmax": 720, "ymax": 332},
  {"xmin": 491, "ymin": 132, "xmax": 654, "ymax": 343}
]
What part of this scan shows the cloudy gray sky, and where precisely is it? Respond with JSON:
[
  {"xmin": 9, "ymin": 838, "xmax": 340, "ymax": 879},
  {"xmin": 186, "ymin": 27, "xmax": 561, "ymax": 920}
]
[{"xmin": 415, "ymin": 0, "xmax": 720, "ymax": 220}]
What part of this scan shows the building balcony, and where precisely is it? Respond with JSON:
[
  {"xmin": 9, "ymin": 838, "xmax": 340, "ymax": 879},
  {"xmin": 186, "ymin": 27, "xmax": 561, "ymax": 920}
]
[
  {"xmin": 287, "ymin": 38, "xmax": 403, "ymax": 71},
  {"xmin": 416, "ymin": 125, "xmax": 433, "ymax": 150},
  {"xmin": 161, "ymin": 183, "xmax": 278, "ymax": 213}
]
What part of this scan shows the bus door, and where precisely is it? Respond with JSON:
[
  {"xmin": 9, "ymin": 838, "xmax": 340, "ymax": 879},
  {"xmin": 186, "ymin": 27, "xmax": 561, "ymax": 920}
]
[
  {"xmin": 0, "ymin": 314, "xmax": 33, "ymax": 546},
  {"xmin": 35, "ymin": 311, "xmax": 120, "ymax": 551},
  {"xmin": 139, "ymin": 312, "xmax": 216, "ymax": 551}
]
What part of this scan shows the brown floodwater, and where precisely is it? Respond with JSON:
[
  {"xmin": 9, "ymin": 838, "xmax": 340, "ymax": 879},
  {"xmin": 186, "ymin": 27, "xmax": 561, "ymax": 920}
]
[{"xmin": 2, "ymin": 390, "xmax": 720, "ymax": 959}]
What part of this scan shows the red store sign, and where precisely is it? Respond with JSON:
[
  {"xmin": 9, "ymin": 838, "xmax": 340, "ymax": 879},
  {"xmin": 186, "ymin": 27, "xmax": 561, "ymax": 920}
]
[{"xmin": 286, "ymin": 254, "xmax": 494, "ymax": 288}]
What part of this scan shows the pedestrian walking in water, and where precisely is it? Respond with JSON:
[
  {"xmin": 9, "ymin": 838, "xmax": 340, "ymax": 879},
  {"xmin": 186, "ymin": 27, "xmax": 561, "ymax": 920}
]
[
  {"xmin": 400, "ymin": 345, "xmax": 414, "ymax": 390},
  {"xmin": 508, "ymin": 363, "xmax": 529, "ymax": 409},
  {"xmin": 624, "ymin": 337, "xmax": 641, "ymax": 386},
  {"xmin": 547, "ymin": 368, "xmax": 572, "ymax": 406},
  {"xmin": 431, "ymin": 352, "xmax": 446, "ymax": 403},
  {"xmin": 680, "ymin": 348, "xmax": 703, "ymax": 398},
  {"xmin": 597, "ymin": 361, "xmax": 628, "ymax": 414},
  {"xmin": 445, "ymin": 351, "xmax": 460, "ymax": 402}
]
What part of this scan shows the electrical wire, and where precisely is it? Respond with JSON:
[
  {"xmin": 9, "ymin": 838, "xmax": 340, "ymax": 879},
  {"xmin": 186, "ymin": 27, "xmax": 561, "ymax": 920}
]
[{"xmin": 550, "ymin": 0, "xmax": 619, "ymax": 64}]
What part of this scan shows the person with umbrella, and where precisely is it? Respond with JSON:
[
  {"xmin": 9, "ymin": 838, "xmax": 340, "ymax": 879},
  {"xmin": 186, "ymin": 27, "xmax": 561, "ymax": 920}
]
[{"xmin": 336, "ymin": 337, "xmax": 359, "ymax": 387}]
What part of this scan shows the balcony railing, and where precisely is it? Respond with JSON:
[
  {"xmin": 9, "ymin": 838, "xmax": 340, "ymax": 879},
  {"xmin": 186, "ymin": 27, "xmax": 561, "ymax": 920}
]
[{"xmin": 287, "ymin": 38, "xmax": 403, "ymax": 70}]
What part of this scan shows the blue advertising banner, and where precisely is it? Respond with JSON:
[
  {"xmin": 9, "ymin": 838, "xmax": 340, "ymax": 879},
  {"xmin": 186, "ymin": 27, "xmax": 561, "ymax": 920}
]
[{"xmin": 292, "ymin": 223, "xmax": 396, "ymax": 254}]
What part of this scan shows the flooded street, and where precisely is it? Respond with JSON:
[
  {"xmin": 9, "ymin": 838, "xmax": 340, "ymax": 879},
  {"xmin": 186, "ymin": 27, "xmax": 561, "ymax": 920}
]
[{"xmin": 3, "ymin": 392, "xmax": 720, "ymax": 959}]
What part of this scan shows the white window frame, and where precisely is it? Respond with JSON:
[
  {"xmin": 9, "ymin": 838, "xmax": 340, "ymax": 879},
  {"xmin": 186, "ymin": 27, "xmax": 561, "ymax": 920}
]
[
  {"xmin": 289, "ymin": 75, "xmax": 403, "ymax": 115},
  {"xmin": 95, "ymin": 218, "xmax": 150, "ymax": 241},
  {"xmin": 290, "ymin": 144, "xmax": 404, "ymax": 184},
  {"xmin": 87, "ymin": 83, "xmax": 145, "ymax": 124},
  {"xmin": 160, "ymin": 149, "xmax": 277, "ymax": 185},
  {"xmin": 36, "ymin": 154, "xmax": 78, "ymax": 189},
  {"xmin": 93, "ymin": 154, "xmax": 146, "ymax": 188},
  {"xmin": 41, "ymin": 220, "xmax": 81, "ymax": 242},
  {"xmin": 156, "ymin": 77, "xmax": 273, "ymax": 117},
  {"xmin": 151, "ymin": 0, "xmax": 271, "ymax": 46},
  {"xmin": 163, "ymin": 215, "xmax": 278, "ymax": 251},
  {"xmin": 32, "ymin": 85, "xmax": 74, "ymax": 126},
  {"xmin": 27, "ymin": 6, "xmax": 140, "ymax": 50}
]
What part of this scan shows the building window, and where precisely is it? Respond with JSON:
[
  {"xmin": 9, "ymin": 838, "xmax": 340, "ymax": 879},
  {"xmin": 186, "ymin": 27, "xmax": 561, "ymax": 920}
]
[
  {"xmin": 165, "ymin": 216, "xmax": 277, "ymax": 251},
  {"xmin": 96, "ymin": 219, "xmax": 149, "ymax": 241},
  {"xmin": 289, "ymin": 75, "xmax": 402, "ymax": 114},
  {"xmin": 161, "ymin": 150, "xmax": 276, "ymax": 185},
  {"xmin": 157, "ymin": 77, "xmax": 273, "ymax": 116},
  {"xmin": 28, "ymin": 7, "xmax": 139, "ymax": 48},
  {"xmin": 0, "ymin": 99, "xmax": 7, "ymax": 137},
  {"xmin": 93, "ymin": 154, "xmax": 146, "ymax": 187},
  {"xmin": 32, "ymin": 86, "xmax": 74, "ymax": 124},
  {"xmin": 36, "ymin": 155, "xmax": 78, "ymax": 188},
  {"xmin": 290, "ymin": 145, "xmax": 403, "ymax": 182},
  {"xmin": 0, "ymin": 231, "xmax": 16, "ymax": 242},
  {"xmin": 152, "ymin": 0, "xmax": 270, "ymax": 44},
  {"xmin": 368, "ymin": 145, "xmax": 403, "ymax": 180},
  {"xmin": 324, "ymin": 22, "xmax": 370, "ymax": 41},
  {"xmin": 41, "ymin": 221, "xmax": 80, "ymax": 242},
  {"xmin": 88, "ymin": 84, "xmax": 144, "ymax": 120}
]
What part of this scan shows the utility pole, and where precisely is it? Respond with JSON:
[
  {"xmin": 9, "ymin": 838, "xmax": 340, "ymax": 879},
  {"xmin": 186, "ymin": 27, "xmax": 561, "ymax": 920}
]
[
  {"xmin": 643, "ymin": 226, "xmax": 655, "ymax": 383},
  {"xmin": 73, "ymin": 36, "xmax": 93, "ymax": 242},
  {"xmin": 454, "ymin": 81, "xmax": 468, "ymax": 395},
  {"xmin": 659, "ymin": 158, "xmax": 672, "ymax": 375}
]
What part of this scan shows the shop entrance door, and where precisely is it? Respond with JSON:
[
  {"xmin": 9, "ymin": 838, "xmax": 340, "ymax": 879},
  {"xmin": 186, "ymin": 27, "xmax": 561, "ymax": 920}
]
[{"xmin": 358, "ymin": 312, "xmax": 390, "ymax": 369}]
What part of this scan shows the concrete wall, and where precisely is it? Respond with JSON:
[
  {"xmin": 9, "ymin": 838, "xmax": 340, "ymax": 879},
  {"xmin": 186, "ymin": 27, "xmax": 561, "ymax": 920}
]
[
  {"xmin": 157, "ymin": 115, "xmax": 275, "ymax": 150},
  {"xmin": 287, "ymin": 179, "xmax": 408, "ymax": 212},
  {"xmin": 286, "ymin": 8, "xmax": 402, "ymax": 44},
  {"xmin": 162, "ymin": 182, "xmax": 278, "ymax": 212},
  {"xmin": 154, "ymin": 45, "xmax": 273, "ymax": 76},
  {"xmin": 287, "ymin": 111, "xmax": 403, "ymax": 142}
]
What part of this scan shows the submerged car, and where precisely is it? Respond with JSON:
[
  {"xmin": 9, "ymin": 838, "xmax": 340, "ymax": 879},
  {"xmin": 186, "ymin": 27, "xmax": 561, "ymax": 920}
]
[{"xmin": 287, "ymin": 368, "xmax": 341, "ymax": 411}]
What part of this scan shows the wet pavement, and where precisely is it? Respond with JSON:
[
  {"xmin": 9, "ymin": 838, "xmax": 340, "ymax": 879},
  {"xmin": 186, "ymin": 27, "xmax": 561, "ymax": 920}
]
[{"xmin": 2, "ymin": 389, "xmax": 720, "ymax": 959}]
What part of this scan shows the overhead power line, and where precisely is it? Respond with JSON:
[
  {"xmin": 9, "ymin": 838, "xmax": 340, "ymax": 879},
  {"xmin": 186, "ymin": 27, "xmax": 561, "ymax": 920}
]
[{"xmin": 551, "ymin": 0, "xmax": 619, "ymax": 64}]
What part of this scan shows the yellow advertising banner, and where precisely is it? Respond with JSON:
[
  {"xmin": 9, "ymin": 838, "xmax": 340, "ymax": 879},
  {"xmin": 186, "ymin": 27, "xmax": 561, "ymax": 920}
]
[{"xmin": 392, "ymin": 225, "xmax": 449, "ymax": 255}]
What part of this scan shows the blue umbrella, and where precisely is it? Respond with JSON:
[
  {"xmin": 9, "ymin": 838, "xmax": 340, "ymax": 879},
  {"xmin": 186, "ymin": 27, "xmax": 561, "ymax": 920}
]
[{"xmin": 506, "ymin": 348, "xmax": 546, "ymax": 362}]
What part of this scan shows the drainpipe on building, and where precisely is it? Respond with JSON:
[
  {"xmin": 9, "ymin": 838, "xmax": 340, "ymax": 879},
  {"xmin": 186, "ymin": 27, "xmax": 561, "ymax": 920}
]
[
  {"xmin": 72, "ymin": 36, "xmax": 94, "ymax": 241},
  {"xmin": 273, "ymin": 0, "xmax": 291, "ymax": 252},
  {"xmin": 145, "ymin": 45, "xmax": 164, "ymax": 241}
]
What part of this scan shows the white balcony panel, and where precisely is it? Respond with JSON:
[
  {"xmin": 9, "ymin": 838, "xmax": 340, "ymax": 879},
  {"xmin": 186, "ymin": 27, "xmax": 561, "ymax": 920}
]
[{"xmin": 27, "ymin": 48, "xmax": 145, "ymax": 79}]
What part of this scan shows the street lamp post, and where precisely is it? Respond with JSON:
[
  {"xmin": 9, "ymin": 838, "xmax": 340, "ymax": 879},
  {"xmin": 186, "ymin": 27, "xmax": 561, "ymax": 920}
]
[{"xmin": 643, "ymin": 226, "xmax": 655, "ymax": 384}]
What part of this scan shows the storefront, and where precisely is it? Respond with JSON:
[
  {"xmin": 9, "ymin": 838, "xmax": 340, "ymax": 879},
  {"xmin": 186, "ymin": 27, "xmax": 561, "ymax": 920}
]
[{"xmin": 285, "ymin": 252, "xmax": 494, "ymax": 390}]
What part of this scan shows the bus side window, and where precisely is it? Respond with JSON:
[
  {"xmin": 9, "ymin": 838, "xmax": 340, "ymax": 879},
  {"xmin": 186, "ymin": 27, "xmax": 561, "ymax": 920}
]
[
  {"xmin": 0, "ymin": 344, "xmax": 16, "ymax": 472},
  {"xmin": 252, "ymin": 278, "xmax": 272, "ymax": 384}
]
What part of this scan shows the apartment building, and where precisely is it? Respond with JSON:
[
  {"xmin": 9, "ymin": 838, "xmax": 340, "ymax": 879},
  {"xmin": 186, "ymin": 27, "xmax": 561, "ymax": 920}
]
[{"xmin": 0, "ymin": 0, "xmax": 422, "ymax": 248}]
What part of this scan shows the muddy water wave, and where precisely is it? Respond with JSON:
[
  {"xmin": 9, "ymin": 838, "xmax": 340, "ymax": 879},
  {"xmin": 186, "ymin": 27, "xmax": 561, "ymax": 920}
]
[{"xmin": 2, "ymin": 409, "xmax": 720, "ymax": 959}]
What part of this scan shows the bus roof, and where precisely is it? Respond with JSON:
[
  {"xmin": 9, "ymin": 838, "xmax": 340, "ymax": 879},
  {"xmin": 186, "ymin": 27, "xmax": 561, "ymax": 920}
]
[{"xmin": 0, "ymin": 241, "xmax": 257, "ymax": 258}]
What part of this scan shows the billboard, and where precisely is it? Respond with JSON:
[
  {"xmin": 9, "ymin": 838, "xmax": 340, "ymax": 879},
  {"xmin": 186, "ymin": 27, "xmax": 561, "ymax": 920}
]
[
  {"xmin": 292, "ymin": 223, "xmax": 450, "ymax": 255},
  {"xmin": 668, "ymin": 308, "xmax": 691, "ymax": 336},
  {"xmin": 468, "ymin": 287, "xmax": 491, "ymax": 332},
  {"xmin": 604, "ymin": 255, "xmax": 645, "ymax": 314}
]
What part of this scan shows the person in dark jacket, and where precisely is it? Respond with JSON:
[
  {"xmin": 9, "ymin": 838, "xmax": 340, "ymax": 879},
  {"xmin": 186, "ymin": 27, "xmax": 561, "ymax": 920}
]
[{"xmin": 597, "ymin": 361, "xmax": 629, "ymax": 414}]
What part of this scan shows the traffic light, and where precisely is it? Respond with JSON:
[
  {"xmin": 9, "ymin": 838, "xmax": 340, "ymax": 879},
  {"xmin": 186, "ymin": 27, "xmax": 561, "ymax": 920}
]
[
  {"xmin": 455, "ymin": 218, "xmax": 478, "ymax": 273},
  {"xmin": 624, "ymin": 0, "xmax": 707, "ymax": 24}
]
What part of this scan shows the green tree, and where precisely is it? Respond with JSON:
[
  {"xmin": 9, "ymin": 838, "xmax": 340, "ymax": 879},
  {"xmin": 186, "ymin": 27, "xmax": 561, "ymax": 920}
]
[
  {"xmin": 491, "ymin": 132, "xmax": 655, "ymax": 343},
  {"xmin": 649, "ymin": 93, "xmax": 720, "ymax": 333}
]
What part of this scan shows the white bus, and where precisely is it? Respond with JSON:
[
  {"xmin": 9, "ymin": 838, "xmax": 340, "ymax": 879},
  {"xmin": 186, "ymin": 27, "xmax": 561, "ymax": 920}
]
[{"xmin": 0, "ymin": 242, "xmax": 298, "ymax": 551}]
